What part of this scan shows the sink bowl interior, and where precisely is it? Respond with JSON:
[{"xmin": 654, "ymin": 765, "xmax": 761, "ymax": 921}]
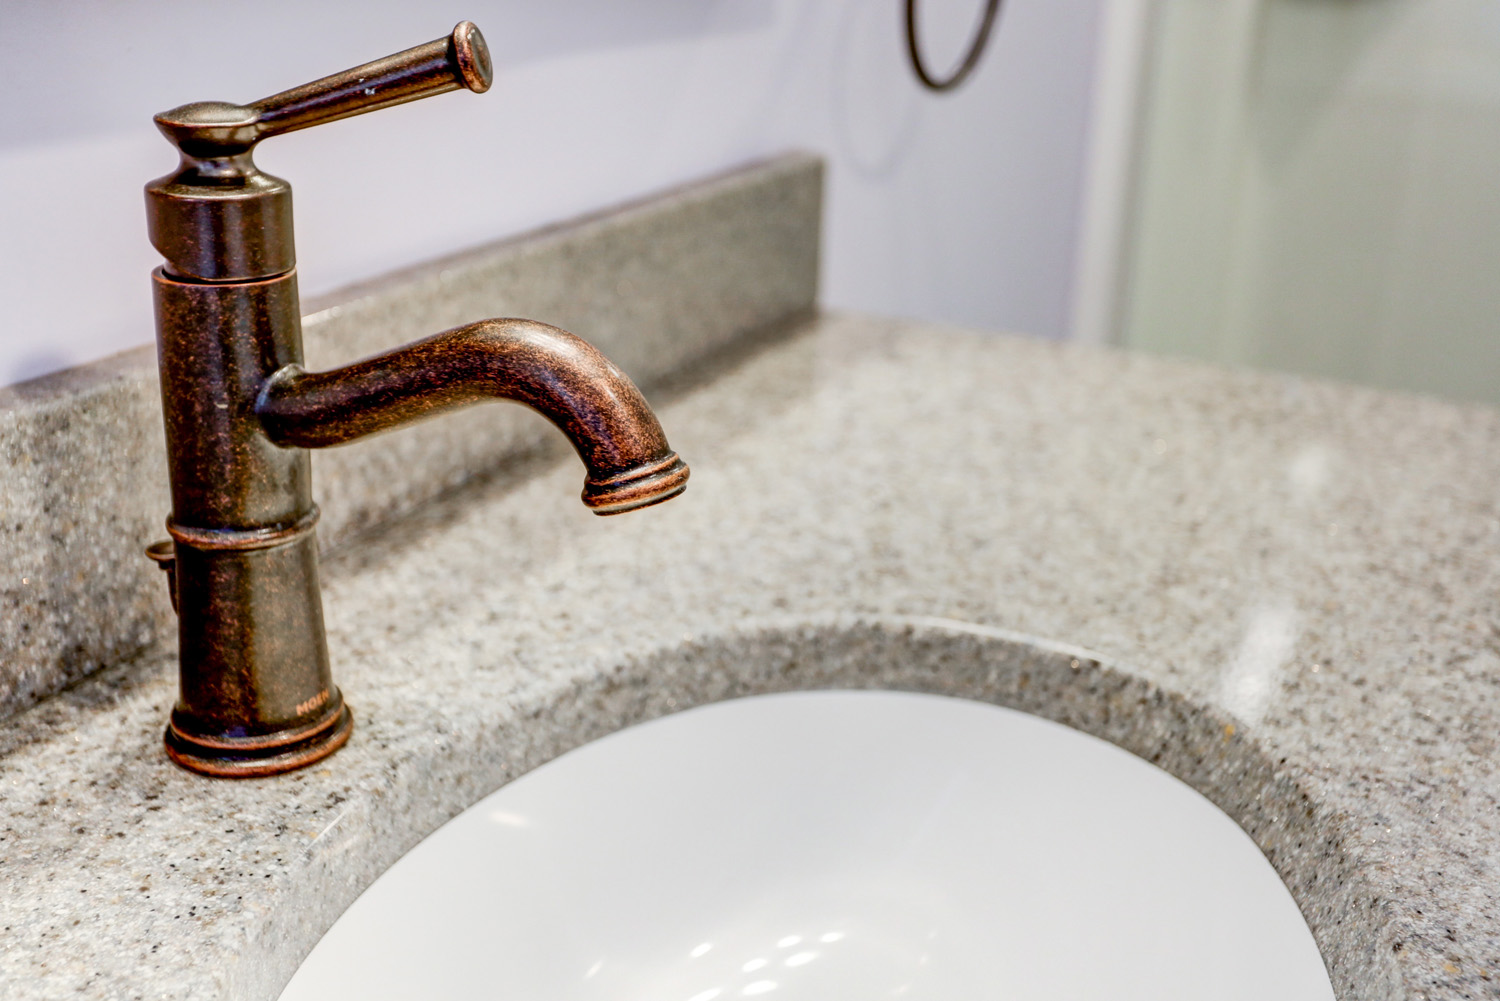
[{"xmin": 279, "ymin": 690, "xmax": 1334, "ymax": 1000}]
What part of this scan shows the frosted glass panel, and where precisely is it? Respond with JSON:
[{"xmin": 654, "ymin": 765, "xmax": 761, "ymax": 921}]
[{"xmin": 1123, "ymin": 0, "xmax": 1500, "ymax": 407}]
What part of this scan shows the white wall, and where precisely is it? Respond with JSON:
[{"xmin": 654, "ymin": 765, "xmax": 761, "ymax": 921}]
[{"xmin": 0, "ymin": 0, "xmax": 1104, "ymax": 386}]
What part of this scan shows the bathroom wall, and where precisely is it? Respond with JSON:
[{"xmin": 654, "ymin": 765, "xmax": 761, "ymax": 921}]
[{"xmin": 0, "ymin": 0, "xmax": 1105, "ymax": 386}]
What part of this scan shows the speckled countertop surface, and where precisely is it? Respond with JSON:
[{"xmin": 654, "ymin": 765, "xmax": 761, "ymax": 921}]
[{"xmin": 2, "ymin": 313, "xmax": 1498, "ymax": 1000}]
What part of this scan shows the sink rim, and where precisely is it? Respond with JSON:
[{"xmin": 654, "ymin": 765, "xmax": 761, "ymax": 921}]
[
  {"xmin": 240, "ymin": 614, "xmax": 1387, "ymax": 1001},
  {"xmin": 281, "ymin": 685, "xmax": 1337, "ymax": 1000}
]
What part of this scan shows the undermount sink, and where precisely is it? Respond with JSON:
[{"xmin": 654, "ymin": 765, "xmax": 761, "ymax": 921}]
[{"xmin": 279, "ymin": 690, "xmax": 1334, "ymax": 1000}]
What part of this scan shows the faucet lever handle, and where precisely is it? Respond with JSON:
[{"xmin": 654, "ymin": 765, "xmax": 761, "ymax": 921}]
[
  {"xmin": 147, "ymin": 21, "xmax": 492, "ymax": 279},
  {"xmin": 249, "ymin": 21, "xmax": 492, "ymax": 139}
]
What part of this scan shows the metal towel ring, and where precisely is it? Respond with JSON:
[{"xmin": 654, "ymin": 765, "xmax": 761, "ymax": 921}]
[{"xmin": 905, "ymin": 0, "xmax": 1004, "ymax": 92}]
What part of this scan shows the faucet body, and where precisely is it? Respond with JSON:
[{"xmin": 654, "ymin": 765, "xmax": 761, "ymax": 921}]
[{"xmin": 145, "ymin": 24, "xmax": 687, "ymax": 777}]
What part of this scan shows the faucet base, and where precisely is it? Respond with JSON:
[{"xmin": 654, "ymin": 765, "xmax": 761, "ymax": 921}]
[{"xmin": 164, "ymin": 702, "xmax": 354, "ymax": 778}]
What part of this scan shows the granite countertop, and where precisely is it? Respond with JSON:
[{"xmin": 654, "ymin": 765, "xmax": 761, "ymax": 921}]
[{"xmin": 3, "ymin": 167, "xmax": 1499, "ymax": 1001}]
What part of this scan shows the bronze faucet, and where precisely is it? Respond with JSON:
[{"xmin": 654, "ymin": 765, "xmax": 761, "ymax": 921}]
[{"xmin": 143, "ymin": 23, "xmax": 688, "ymax": 778}]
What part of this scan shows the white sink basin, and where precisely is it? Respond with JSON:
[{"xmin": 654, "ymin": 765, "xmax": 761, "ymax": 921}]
[{"xmin": 280, "ymin": 691, "xmax": 1334, "ymax": 1000}]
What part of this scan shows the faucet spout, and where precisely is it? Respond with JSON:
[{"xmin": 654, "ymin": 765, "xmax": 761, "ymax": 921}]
[{"xmin": 257, "ymin": 318, "xmax": 689, "ymax": 514}]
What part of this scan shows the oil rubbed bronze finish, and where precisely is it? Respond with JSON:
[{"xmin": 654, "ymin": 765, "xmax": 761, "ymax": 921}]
[{"xmin": 144, "ymin": 23, "xmax": 688, "ymax": 778}]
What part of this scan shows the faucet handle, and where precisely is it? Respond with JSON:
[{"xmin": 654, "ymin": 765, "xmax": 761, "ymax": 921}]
[
  {"xmin": 147, "ymin": 22, "xmax": 492, "ymax": 280},
  {"xmin": 250, "ymin": 21, "xmax": 492, "ymax": 139},
  {"xmin": 153, "ymin": 22, "xmax": 491, "ymax": 157}
]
